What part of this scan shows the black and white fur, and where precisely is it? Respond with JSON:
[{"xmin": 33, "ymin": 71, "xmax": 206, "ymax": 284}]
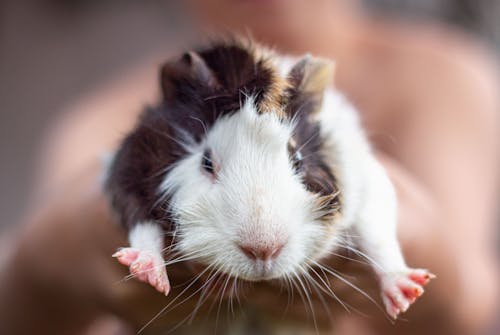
[{"xmin": 106, "ymin": 39, "xmax": 434, "ymax": 331}]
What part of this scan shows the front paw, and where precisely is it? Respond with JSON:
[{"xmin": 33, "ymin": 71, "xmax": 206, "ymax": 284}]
[
  {"xmin": 113, "ymin": 247, "xmax": 170, "ymax": 295},
  {"xmin": 381, "ymin": 268, "xmax": 435, "ymax": 319}
]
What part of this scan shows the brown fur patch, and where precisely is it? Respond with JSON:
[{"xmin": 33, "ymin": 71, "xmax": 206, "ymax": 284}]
[{"xmin": 285, "ymin": 75, "xmax": 342, "ymax": 223}]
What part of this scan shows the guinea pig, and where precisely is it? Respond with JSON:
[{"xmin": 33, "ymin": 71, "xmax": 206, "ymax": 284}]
[{"xmin": 106, "ymin": 38, "xmax": 434, "ymax": 327}]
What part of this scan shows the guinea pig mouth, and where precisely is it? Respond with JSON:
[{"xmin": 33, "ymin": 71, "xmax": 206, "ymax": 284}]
[
  {"xmin": 244, "ymin": 261, "xmax": 283, "ymax": 281},
  {"xmin": 188, "ymin": 260, "xmax": 282, "ymax": 283}
]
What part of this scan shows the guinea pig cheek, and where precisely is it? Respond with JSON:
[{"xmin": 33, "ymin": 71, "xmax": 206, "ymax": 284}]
[{"xmin": 306, "ymin": 216, "xmax": 342, "ymax": 263}]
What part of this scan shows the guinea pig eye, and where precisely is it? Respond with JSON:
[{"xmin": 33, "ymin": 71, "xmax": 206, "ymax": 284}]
[
  {"xmin": 292, "ymin": 150, "xmax": 303, "ymax": 172},
  {"xmin": 201, "ymin": 149, "xmax": 215, "ymax": 175}
]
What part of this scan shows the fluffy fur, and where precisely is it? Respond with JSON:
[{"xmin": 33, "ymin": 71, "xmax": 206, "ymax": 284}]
[{"xmin": 106, "ymin": 39, "xmax": 434, "ymax": 333}]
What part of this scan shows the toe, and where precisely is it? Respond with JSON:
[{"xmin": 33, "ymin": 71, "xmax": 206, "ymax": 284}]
[
  {"xmin": 383, "ymin": 293, "xmax": 401, "ymax": 319},
  {"xmin": 130, "ymin": 262, "xmax": 148, "ymax": 281},
  {"xmin": 409, "ymin": 269, "xmax": 435, "ymax": 286},
  {"xmin": 398, "ymin": 277, "xmax": 424, "ymax": 301},
  {"xmin": 401, "ymin": 285, "xmax": 424, "ymax": 301},
  {"xmin": 113, "ymin": 248, "xmax": 140, "ymax": 266},
  {"xmin": 161, "ymin": 273, "xmax": 171, "ymax": 296},
  {"xmin": 147, "ymin": 270, "xmax": 159, "ymax": 287},
  {"xmin": 151, "ymin": 269, "xmax": 170, "ymax": 295},
  {"xmin": 385, "ymin": 288, "xmax": 410, "ymax": 314}
]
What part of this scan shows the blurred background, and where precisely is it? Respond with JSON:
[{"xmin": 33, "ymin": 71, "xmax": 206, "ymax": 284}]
[
  {"xmin": 0, "ymin": 0, "xmax": 499, "ymax": 334},
  {"xmin": 1, "ymin": 0, "xmax": 499, "ymax": 232}
]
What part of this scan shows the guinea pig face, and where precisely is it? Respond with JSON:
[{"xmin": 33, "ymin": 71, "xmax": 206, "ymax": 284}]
[{"xmin": 160, "ymin": 98, "xmax": 339, "ymax": 281}]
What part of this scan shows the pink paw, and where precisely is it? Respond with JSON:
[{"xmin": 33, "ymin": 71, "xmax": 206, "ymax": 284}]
[
  {"xmin": 113, "ymin": 247, "xmax": 170, "ymax": 295},
  {"xmin": 381, "ymin": 269, "xmax": 435, "ymax": 319}
]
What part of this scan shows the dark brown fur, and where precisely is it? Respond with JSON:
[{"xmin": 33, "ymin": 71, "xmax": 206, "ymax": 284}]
[{"xmin": 285, "ymin": 88, "xmax": 341, "ymax": 221}]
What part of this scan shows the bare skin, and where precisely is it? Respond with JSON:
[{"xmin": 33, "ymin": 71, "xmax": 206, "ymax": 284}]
[{"xmin": 1, "ymin": 1, "xmax": 498, "ymax": 334}]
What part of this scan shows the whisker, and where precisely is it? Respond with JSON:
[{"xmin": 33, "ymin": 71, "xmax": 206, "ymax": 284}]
[
  {"xmin": 334, "ymin": 243, "xmax": 384, "ymax": 272},
  {"xmin": 187, "ymin": 266, "xmax": 225, "ymax": 325},
  {"xmin": 305, "ymin": 263, "xmax": 351, "ymax": 313},
  {"xmin": 293, "ymin": 269, "xmax": 319, "ymax": 335},
  {"xmin": 136, "ymin": 264, "xmax": 214, "ymax": 334},
  {"xmin": 310, "ymin": 260, "xmax": 384, "ymax": 314},
  {"xmin": 280, "ymin": 273, "xmax": 293, "ymax": 319},
  {"xmin": 215, "ymin": 271, "xmax": 232, "ymax": 331},
  {"xmin": 325, "ymin": 250, "xmax": 372, "ymax": 267},
  {"xmin": 301, "ymin": 266, "xmax": 335, "ymax": 327},
  {"xmin": 158, "ymin": 266, "xmax": 222, "ymax": 335},
  {"xmin": 189, "ymin": 116, "xmax": 209, "ymax": 138}
]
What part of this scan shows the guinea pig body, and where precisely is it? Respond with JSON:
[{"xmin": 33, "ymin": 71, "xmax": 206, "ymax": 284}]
[{"xmin": 106, "ymin": 39, "xmax": 434, "ymax": 332}]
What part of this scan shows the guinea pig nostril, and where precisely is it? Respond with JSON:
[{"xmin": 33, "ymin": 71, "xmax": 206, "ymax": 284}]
[
  {"xmin": 270, "ymin": 244, "xmax": 284, "ymax": 259},
  {"xmin": 239, "ymin": 244, "xmax": 284, "ymax": 261},
  {"xmin": 239, "ymin": 245, "xmax": 258, "ymax": 260}
]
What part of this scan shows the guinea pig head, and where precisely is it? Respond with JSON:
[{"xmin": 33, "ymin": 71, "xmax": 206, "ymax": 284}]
[{"xmin": 157, "ymin": 42, "xmax": 341, "ymax": 281}]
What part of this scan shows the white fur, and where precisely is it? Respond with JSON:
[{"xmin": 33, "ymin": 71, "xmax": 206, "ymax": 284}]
[
  {"xmin": 129, "ymin": 222, "xmax": 164, "ymax": 255},
  {"xmin": 316, "ymin": 89, "xmax": 407, "ymax": 273}
]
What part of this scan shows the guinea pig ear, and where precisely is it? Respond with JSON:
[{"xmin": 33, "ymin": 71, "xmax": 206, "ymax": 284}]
[
  {"xmin": 160, "ymin": 51, "xmax": 217, "ymax": 102},
  {"xmin": 288, "ymin": 54, "xmax": 335, "ymax": 98}
]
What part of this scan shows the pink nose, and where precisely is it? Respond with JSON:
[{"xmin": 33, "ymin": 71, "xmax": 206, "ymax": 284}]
[{"xmin": 239, "ymin": 244, "xmax": 284, "ymax": 261}]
